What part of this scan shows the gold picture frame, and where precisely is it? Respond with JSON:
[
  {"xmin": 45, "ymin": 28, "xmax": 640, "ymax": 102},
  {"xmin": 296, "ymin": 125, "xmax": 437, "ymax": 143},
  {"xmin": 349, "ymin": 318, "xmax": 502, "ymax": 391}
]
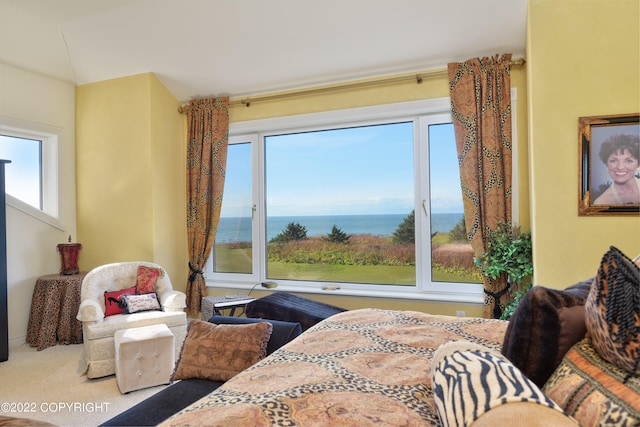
[{"xmin": 578, "ymin": 113, "xmax": 640, "ymax": 216}]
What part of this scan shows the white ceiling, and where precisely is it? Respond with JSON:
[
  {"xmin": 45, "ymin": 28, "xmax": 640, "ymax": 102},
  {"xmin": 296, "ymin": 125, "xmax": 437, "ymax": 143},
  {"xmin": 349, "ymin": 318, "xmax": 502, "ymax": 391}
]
[{"xmin": 0, "ymin": 0, "xmax": 527, "ymax": 103}]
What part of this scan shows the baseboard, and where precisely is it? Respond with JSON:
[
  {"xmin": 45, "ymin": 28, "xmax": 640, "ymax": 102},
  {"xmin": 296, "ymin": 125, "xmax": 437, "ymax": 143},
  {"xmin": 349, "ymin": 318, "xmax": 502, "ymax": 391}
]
[{"xmin": 9, "ymin": 334, "xmax": 26, "ymax": 349}]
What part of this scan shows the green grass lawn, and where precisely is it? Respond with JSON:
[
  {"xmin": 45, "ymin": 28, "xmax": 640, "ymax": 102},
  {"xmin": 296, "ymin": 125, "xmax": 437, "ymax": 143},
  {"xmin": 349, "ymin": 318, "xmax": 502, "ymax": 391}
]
[
  {"xmin": 267, "ymin": 261, "xmax": 415, "ymax": 285},
  {"xmin": 214, "ymin": 245, "xmax": 480, "ymax": 284}
]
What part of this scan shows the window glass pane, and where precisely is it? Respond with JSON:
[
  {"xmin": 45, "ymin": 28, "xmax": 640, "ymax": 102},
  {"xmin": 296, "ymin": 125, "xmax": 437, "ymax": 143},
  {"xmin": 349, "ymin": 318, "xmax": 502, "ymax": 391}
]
[
  {"xmin": 0, "ymin": 134, "xmax": 42, "ymax": 209},
  {"xmin": 264, "ymin": 122, "xmax": 415, "ymax": 286},
  {"xmin": 213, "ymin": 142, "xmax": 252, "ymax": 273},
  {"xmin": 428, "ymin": 123, "xmax": 480, "ymax": 284}
]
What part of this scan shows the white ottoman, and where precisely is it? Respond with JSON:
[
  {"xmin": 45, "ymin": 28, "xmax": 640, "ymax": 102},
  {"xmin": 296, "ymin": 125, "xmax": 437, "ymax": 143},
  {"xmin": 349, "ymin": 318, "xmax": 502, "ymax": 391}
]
[{"xmin": 114, "ymin": 324, "xmax": 175, "ymax": 394}]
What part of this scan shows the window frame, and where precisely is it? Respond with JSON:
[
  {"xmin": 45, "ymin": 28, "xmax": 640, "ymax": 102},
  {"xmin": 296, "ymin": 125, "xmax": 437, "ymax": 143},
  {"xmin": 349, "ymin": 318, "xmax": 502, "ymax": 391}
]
[
  {"xmin": 206, "ymin": 93, "xmax": 518, "ymax": 303},
  {"xmin": 0, "ymin": 117, "xmax": 63, "ymax": 230},
  {"xmin": 210, "ymin": 134, "xmax": 262, "ymax": 284}
]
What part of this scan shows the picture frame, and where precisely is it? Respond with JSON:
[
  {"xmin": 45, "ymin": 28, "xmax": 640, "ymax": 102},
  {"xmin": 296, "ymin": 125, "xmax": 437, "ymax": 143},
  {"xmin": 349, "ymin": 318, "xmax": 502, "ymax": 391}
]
[{"xmin": 578, "ymin": 113, "xmax": 640, "ymax": 216}]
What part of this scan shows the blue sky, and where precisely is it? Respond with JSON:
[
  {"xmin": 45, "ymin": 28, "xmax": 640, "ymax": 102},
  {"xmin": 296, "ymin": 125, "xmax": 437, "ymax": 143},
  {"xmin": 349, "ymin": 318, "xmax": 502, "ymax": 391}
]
[
  {"xmin": 221, "ymin": 121, "xmax": 464, "ymax": 218},
  {"xmin": 0, "ymin": 135, "xmax": 41, "ymax": 208}
]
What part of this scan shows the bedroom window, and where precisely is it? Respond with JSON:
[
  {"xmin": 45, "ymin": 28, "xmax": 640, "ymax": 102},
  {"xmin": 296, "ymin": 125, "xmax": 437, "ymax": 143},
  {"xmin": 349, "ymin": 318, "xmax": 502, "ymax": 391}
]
[
  {"xmin": 0, "ymin": 118, "xmax": 61, "ymax": 229},
  {"xmin": 211, "ymin": 136, "xmax": 256, "ymax": 276},
  {"xmin": 207, "ymin": 95, "xmax": 517, "ymax": 303},
  {"xmin": 0, "ymin": 134, "xmax": 42, "ymax": 209}
]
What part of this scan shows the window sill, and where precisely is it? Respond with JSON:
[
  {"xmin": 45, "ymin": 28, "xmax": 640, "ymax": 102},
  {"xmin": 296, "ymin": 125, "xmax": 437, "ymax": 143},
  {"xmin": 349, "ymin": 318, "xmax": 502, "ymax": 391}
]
[
  {"xmin": 206, "ymin": 280, "xmax": 484, "ymax": 305},
  {"xmin": 7, "ymin": 195, "xmax": 65, "ymax": 231}
]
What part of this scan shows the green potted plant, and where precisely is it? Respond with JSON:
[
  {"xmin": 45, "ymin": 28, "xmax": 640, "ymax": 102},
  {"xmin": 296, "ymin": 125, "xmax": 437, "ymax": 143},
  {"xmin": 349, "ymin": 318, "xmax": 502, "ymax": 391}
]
[{"xmin": 474, "ymin": 222, "xmax": 533, "ymax": 320}]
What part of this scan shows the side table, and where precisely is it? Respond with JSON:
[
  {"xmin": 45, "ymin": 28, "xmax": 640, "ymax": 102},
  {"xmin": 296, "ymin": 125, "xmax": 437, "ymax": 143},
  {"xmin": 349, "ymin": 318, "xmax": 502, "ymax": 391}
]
[
  {"xmin": 200, "ymin": 294, "xmax": 256, "ymax": 320},
  {"xmin": 26, "ymin": 272, "xmax": 86, "ymax": 350}
]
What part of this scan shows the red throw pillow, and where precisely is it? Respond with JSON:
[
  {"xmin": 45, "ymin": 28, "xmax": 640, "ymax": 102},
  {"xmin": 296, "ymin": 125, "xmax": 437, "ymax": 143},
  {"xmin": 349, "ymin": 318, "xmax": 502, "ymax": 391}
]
[
  {"xmin": 135, "ymin": 265, "xmax": 161, "ymax": 294},
  {"xmin": 104, "ymin": 286, "xmax": 136, "ymax": 316}
]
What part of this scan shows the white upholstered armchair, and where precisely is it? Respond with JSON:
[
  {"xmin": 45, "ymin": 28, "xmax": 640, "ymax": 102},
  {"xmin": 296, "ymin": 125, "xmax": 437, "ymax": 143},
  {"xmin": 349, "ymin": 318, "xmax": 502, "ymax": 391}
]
[{"xmin": 76, "ymin": 261, "xmax": 187, "ymax": 379}]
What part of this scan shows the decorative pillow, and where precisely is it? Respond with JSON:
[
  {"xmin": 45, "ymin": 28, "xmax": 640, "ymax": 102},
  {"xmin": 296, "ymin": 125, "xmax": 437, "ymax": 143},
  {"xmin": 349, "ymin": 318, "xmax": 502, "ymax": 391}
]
[
  {"xmin": 121, "ymin": 293, "xmax": 161, "ymax": 314},
  {"xmin": 171, "ymin": 319, "xmax": 273, "ymax": 382},
  {"xmin": 432, "ymin": 341, "xmax": 573, "ymax": 427},
  {"xmin": 135, "ymin": 265, "xmax": 162, "ymax": 295},
  {"xmin": 584, "ymin": 246, "xmax": 640, "ymax": 378},
  {"xmin": 501, "ymin": 279, "xmax": 591, "ymax": 387},
  {"xmin": 104, "ymin": 286, "xmax": 136, "ymax": 316},
  {"xmin": 209, "ymin": 316, "xmax": 302, "ymax": 356},
  {"xmin": 543, "ymin": 337, "xmax": 640, "ymax": 425}
]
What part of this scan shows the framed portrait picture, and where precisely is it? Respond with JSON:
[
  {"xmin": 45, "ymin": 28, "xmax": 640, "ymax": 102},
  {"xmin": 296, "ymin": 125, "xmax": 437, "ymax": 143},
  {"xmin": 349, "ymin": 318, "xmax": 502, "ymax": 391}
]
[{"xmin": 578, "ymin": 113, "xmax": 640, "ymax": 216}]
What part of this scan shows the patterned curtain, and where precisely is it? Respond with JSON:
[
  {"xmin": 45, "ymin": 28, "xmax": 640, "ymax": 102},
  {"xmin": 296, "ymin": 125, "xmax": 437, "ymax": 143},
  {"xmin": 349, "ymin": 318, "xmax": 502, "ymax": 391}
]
[
  {"xmin": 184, "ymin": 97, "xmax": 229, "ymax": 317},
  {"xmin": 448, "ymin": 54, "xmax": 513, "ymax": 319}
]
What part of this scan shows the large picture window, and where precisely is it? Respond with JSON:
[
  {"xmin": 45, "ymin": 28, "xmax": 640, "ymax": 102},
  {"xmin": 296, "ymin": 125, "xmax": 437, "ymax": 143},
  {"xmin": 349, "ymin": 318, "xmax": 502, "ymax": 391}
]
[{"xmin": 207, "ymin": 97, "xmax": 516, "ymax": 302}]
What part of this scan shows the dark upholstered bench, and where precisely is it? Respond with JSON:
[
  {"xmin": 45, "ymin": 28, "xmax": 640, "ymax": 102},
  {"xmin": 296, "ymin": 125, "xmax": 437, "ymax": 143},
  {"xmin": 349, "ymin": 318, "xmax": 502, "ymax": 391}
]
[
  {"xmin": 245, "ymin": 292, "xmax": 347, "ymax": 331},
  {"xmin": 100, "ymin": 316, "xmax": 302, "ymax": 426}
]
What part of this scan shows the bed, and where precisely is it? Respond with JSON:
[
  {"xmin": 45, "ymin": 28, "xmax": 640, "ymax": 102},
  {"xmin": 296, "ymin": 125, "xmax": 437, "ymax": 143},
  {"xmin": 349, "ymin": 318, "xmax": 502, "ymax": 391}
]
[{"xmin": 159, "ymin": 308, "xmax": 508, "ymax": 426}]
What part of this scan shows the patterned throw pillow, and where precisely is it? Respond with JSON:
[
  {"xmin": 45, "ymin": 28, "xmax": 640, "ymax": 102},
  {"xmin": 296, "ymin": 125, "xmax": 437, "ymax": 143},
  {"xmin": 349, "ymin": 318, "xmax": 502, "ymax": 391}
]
[
  {"xmin": 543, "ymin": 337, "xmax": 640, "ymax": 425},
  {"xmin": 431, "ymin": 341, "xmax": 574, "ymax": 427},
  {"xmin": 135, "ymin": 265, "xmax": 162, "ymax": 295},
  {"xmin": 121, "ymin": 293, "xmax": 161, "ymax": 314},
  {"xmin": 172, "ymin": 320, "xmax": 272, "ymax": 382},
  {"xmin": 584, "ymin": 246, "xmax": 640, "ymax": 378},
  {"xmin": 104, "ymin": 286, "xmax": 136, "ymax": 316}
]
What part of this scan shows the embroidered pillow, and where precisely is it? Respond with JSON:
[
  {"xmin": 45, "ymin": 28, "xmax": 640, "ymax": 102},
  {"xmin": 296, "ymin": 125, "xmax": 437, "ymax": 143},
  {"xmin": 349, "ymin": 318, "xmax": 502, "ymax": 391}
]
[
  {"xmin": 171, "ymin": 320, "xmax": 272, "ymax": 382},
  {"xmin": 104, "ymin": 286, "xmax": 136, "ymax": 317},
  {"xmin": 543, "ymin": 337, "xmax": 640, "ymax": 425},
  {"xmin": 135, "ymin": 265, "xmax": 162, "ymax": 295},
  {"xmin": 121, "ymin": 293, "xmax": 161, "ymax": 314},
  {"xmin": 584, "ymin": 246, "xmax": 640, "ymax": 377}
]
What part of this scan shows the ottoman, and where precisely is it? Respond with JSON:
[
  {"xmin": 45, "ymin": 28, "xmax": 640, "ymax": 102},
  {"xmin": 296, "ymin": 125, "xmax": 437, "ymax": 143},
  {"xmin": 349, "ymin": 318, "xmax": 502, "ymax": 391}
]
[{"xmin": 114, "ymin": 324, "xmax": 175, "ymax": 394}]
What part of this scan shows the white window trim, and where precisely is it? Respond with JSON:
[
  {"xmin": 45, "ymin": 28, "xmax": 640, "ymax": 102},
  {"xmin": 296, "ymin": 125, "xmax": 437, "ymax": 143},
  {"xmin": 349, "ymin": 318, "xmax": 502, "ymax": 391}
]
[
  {"xmin": 0, "ymin": 117, "xmax": 64, "ymax": 231},
  {"xmin": 208, "ymin": 92, "xmax": 518, "ymax": 304}
]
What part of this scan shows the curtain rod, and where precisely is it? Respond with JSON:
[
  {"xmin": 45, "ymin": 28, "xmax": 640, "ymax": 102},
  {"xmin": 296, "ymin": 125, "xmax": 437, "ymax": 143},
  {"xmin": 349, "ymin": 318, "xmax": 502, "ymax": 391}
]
[{"xmin": 178, "ymin": 57, "xmax": 525, "ymax": 111}]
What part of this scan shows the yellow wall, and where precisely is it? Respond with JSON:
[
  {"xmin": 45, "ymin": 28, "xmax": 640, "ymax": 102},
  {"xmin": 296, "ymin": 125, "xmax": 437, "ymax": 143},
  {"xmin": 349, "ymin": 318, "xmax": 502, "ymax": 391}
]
[
  {"xmin": 149, "ymin": 75, "xmax": 189, "ymax": 284},
  {"xmin": 528, "ymin": 0, "xmax": 640, "ymax": 288},
  {"xmin": 76, "ymin": 73, "xmax": 187, "ymax": 284}
]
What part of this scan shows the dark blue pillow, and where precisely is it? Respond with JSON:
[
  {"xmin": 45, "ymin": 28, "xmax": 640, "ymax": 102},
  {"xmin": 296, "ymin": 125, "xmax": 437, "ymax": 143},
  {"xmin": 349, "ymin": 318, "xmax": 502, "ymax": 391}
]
[{"xmin": 208, "ymin": 315, "xmax": 302, "ymax": 355}]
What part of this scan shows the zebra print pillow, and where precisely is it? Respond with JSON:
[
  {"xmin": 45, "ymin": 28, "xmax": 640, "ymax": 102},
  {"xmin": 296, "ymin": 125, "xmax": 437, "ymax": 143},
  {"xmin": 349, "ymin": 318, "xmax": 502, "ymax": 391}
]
[{"xmin": 431, "ymin": 341, "xmax": 574, "ymax": 427}]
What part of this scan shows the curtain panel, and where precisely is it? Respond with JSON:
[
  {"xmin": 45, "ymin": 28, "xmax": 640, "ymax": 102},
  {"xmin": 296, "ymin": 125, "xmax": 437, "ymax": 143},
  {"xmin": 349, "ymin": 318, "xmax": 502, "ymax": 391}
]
[
  {"xmin": 184, "ymin": 97, "xmax": 229, "ymax": 317},
  {"xmin": 448, "ymin": 54, "xmax": 513, "ymax": 319}
]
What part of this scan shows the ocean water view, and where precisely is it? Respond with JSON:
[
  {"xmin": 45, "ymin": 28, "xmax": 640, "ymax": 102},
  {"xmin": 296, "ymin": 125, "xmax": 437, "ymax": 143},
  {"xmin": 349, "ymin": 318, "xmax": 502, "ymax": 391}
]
[{"xmin": 215, "ymin": 213, "xmax": 464, "ymax": 243}]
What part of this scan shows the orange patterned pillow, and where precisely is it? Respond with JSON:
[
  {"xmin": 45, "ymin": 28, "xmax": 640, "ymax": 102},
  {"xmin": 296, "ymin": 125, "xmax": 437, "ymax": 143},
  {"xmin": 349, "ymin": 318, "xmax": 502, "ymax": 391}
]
[
  {"xmin": 171, "ymin": 320, "xmax": 273, "ymax": 382},
  {"xmin": 543, "ymin": 337, "xmax": 640, "ymax": 425},
  {"xmin": 135, "ymin": 265, "xmax": 162, "ymax": 295}
]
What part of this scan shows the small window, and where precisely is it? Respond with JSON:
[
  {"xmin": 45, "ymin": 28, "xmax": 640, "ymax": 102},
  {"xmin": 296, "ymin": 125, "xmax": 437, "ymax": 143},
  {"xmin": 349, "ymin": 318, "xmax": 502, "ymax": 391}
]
[
  {"xmin": 0, "ymin": 134, "xmax": 42, "ymax": 210},
  {"xmin": 0, "ymin": 118, "xmax": 61, "ymax": 229}
]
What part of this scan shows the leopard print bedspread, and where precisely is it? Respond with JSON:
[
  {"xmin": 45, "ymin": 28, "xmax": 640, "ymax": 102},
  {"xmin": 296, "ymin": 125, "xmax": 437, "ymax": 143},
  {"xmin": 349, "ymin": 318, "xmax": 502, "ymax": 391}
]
[{"xmin": 161, "ymin": 309, "xmax": 508, "ymax": 427}]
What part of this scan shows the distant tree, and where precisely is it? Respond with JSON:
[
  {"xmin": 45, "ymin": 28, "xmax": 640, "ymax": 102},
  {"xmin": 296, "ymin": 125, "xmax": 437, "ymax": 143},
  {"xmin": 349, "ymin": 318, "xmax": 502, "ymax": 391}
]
[
  {"xmin": 392, "ymin": 210, "xmax": 415, "ymax": 244},
  {"xmin": 325, "ymin": 225, "xmax": 351, "ymax": 244},
  {"xmin": 449, "ymin": 216, "xmax": 468, "ymax": 242},
  {"xmin": 270, "ymin": 222, "xmax": 308, "ymax": 243}
]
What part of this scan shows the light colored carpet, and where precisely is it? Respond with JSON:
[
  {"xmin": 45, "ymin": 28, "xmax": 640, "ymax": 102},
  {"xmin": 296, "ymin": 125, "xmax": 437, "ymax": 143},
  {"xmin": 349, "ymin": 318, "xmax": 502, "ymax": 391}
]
[{"xmin": 0, "ymin": 343, "xmax": 169, "ymax": 426}]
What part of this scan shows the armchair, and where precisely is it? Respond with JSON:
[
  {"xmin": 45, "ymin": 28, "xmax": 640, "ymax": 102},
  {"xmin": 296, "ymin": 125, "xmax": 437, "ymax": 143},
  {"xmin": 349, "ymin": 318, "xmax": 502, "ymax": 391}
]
[{"xmin": 76, "ymin": 261, "xmax": 187, "ymax": 379}]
